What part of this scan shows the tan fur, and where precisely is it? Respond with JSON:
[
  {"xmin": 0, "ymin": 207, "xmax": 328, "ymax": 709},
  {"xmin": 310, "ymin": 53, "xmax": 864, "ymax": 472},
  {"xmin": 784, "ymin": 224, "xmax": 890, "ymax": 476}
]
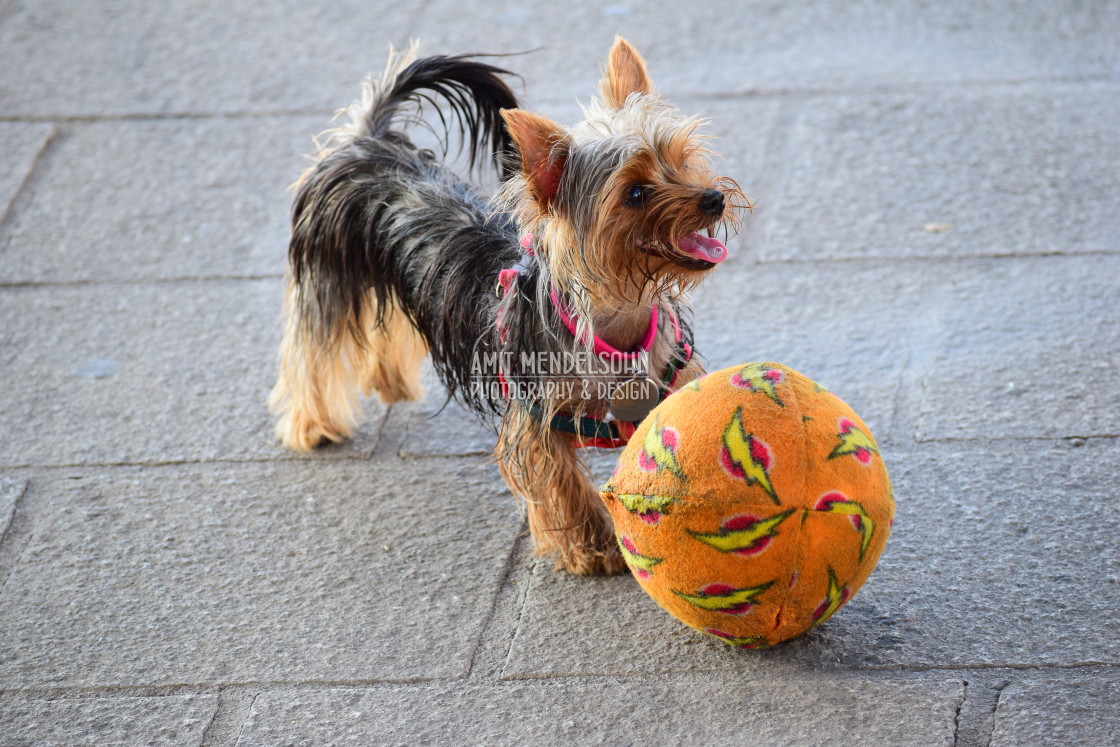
[
  {"xmin": 496, "ymin": 406, "xmax": 627, "ymax": 575},
  {"xmin": 500, "ymin": 109, "xmax": 571, "ymax": 209},
  {"xmin": 270, "ymin": 283, "xmax": 426, "ymax": 452},
  {"xmin": 358, "ymin": 304, "xmax": 428, "ymax": 404},
  {"xmin": 493, "ymin": 316, "xmax": 698, "ymax": 575},
  {"xmin": 600, "ymin": 36, "xmax": 653, "ymax": 108},
  {"xmin": 490, "ymin": 40, "xmax": 737, "ymax": 573}
]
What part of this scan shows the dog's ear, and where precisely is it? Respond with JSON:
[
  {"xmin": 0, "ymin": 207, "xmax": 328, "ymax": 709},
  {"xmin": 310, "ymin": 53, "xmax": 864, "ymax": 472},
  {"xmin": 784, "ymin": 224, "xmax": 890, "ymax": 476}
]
[
  {"xmin": 600, "ymin": 36, "xmax": 652, "ymax": 109},
  {"xmin": 501, "ymin": 109, "xmax": 571, "ymax": 210}
]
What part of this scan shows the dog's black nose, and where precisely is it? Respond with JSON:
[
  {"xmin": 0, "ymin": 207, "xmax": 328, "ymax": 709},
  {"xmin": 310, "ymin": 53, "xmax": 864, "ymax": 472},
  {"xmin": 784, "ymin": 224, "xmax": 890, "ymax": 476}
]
[{"xmin": 698, "ymin": 189, "xmax": 725, "ymax": 216}]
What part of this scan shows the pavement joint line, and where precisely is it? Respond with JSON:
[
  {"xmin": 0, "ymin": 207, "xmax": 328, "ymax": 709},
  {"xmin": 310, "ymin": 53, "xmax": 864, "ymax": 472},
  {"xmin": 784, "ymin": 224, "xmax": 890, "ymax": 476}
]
[
  {"xmin": 1, "ymin": 538, "xmax": 37, "ymax": 611},
  {"xmin": 0, "ymin": 478, "xmax": 28, "ymax": 546},
  {"xmin": 911, "ymin": 434, "xmax": 1120, "ymax": 445},
  {"xmin": 0, "ymin": 681, "xmax": 450, "ymax": 702},
  {"xmin": 0, "ymin": 122, "xmax": 62, "ymax": 249},
  {"xmin": 952, "ymin": 679, "xmax": 968, "ymax": 747},
  {"xmin": 0, "ymin": 431, "xmax": 1113, "ymax": 472},
  {"xmin": 398, "ymin": 449, "xmax": 492, "ymax": 460},
  {"xmin": 0, "ymin": 664, "xmax": 1058, "ymax": 700},
  {"xmin": 497, "ymin": 538, "xmax": 537, "ymax": 679},
  {"xmin": 755, "ymin": 249, "xmax": 1120, "ymax": 266},
  {"xmin": 983, "ymin": 681, "xmax": 1012, "ymax": 747},
  {"xmin": 495, "ymin": 661, "xmax": 1120, "ymax": 684},
  {"xmin": 0, "ymin": 665, "xmax": 1113, "ymax": 707},
  {"xmin": 887, "ymin": 344, "xmax": 914, "ymax": 444},
  {"xmin": 985, "ymin": 681, "xmax": 1011, "ymax": 747},
  {"xmin": 3, "ymin": 250, "xmax": 1117, "ymax": 292},
  {"xmin": 0, "ymin": 452, "xmax": 471, "ymax": 471},
  {"xmin": 952, "ymin": 677, "xmax": 1009, "ymax": 747},
  {"xmin": 198, "ymin": 688, "xmax": 225, "ymax": 746},
  {"xmin": 464, "ymin": 531, "xmax": 530, "ymax": 681},
  {"xmin": 0, "ymin": 109, "xmax": 335, "ymax": 125},
  {"xmin": 718, "ymin": 94, "xmax": 793, "ymax": 266},
  {"xmin": 685, "ymin": 73, "xmax": 1120, "ymax": 101},
  {"xmin": 232, "ymin": 692, "xmax": 258, "ymax": 747},
  {"xmin": 745, "ymin": 96, "xmax": 801, "ymax": 265},
  {"xmin": 497, "ymin": 556, "xmax": 540, "ymax": 680},
  {"xmin": 0, "ymin": 274, "xmax": 285, "ymax": 290},
  {"xmin": 858, "ymin": 661, "xmax": 1119, "ymax": 673},
  {"xmin": 0, "ymin": 122, "xmax": 55, "ymax": 230},
  {"xmin": 0, "ymin": 480, "xmax": 32, "ymax": 601},
  {"xmin": 361, "ymin": 404, "xmax": 395, "ymax": 459},
  {"xmin": 0, "ymin": 676, "xmax": 469, "ymax": 701},
  {"xmin": 0, "ymin": 75, "xmax": 1114, "ymax": 126}
]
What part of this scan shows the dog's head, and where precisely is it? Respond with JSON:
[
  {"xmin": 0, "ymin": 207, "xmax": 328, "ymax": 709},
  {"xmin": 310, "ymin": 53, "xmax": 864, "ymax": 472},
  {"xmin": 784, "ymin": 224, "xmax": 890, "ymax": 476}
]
[{"xmin": 500, "ymin": 37, "xmax": 748, "ymax": 308}]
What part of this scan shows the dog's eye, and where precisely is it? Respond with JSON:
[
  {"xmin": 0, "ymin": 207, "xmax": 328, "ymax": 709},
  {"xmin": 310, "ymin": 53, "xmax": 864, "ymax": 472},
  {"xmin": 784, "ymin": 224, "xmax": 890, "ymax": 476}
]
[{"xmin": 624, "ymin": 184, "xmax": 650, "ymax": 208}]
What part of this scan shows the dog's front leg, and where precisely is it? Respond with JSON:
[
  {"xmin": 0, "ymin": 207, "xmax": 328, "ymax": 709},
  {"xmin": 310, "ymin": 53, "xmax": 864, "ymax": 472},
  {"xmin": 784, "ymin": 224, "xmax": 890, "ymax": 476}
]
[{"xmin": 496, "ymin": 408, "xmax": 625, "ymax": 575}]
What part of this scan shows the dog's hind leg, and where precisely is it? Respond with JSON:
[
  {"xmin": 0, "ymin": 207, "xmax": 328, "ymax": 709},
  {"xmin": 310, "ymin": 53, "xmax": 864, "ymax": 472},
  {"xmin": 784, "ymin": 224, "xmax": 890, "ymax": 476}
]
[
  {"xmin": 357, "ymin": 294, "xmax": 427, "ymax": 404},
  {"xmin": 270, "ymin": 285, "xmax": 427, "ymax": 452},
  {"xmin": 269, "ymin": 282, "xmax": 364, "ymax": 451}
]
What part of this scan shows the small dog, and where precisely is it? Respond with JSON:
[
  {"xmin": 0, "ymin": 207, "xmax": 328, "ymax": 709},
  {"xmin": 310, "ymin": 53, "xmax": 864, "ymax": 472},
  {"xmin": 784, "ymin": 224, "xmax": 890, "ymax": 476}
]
[{"xmin": 270, "ymin": 37, "xmax": 747, "ymax": 574}]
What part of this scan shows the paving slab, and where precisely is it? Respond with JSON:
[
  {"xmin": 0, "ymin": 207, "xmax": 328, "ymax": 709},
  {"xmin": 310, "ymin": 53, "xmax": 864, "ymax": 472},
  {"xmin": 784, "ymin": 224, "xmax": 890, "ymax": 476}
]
[
  {"xmin": 0, "ymin": 278, "xmax": 402, "ymax": 467},
  {"xmin": 691, "ymin": 259, "xmax": 927, "ymax": 445},
  {"xmin": 0, "ymin": 0, "xmax": 422, "ymax": 117},
  {"xmin": 758, "ymin": 85, "xmax": 1120, "ymax": 261},
  {"xmin": 912, "ymin": 254, "xmax": 1120, "ymax": 441},
  {"xmin": 0, "ymin": 695, "xmax": 217, "ymax": 747},
  {"xmin": 0, "ymin": 459, "xmax": 520, "ymax": 689},
  {"xmin": 503, "ymin": 438, "xmax": 1119, "ymax": 677},
  {"xmin": 414, "ymin": 0, "xmax": 1119, "ymax": 103},
  {"xmin": 0, "ymin": 117, "xmax": 326, "ymax": 284},
  {"xmin": 237, "ymin": 676, "xmax": 961, "ymax": 746},
  {"xmin": 857, "ymin": 439, "xmax": 1119, "ymax": 668},
  {"xmin": 990, "ymin": 671, "xmax": 1120, "ymax": 746},
  {"xmin": 0, "ymin": 122, "xmax": 54, "ymax": 226}
]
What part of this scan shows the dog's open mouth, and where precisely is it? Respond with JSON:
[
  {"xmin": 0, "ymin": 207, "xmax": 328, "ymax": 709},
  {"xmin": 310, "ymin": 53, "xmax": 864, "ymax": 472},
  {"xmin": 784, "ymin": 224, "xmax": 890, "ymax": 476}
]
[
  {"xmin": 640, "ymin": 231, "xmax": 728, "ymax": 270},
  {"xmin": 675, "ymin": 232, "xmax": 728, "ymax": 264}
]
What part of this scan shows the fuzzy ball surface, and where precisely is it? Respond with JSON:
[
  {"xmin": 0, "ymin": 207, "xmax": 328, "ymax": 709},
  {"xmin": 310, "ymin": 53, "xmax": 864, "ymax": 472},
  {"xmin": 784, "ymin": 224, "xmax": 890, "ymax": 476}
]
[{"xmin": 599, "ymin": 362, "xmax": 894, "ymax": 648}]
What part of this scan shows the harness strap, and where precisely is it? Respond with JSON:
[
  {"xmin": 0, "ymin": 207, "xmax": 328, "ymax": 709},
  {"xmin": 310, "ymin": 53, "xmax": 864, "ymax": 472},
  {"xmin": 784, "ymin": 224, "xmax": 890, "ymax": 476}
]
[{"xmin": 521, "ymin": 401, "xmax": 638, "ymax": 445}]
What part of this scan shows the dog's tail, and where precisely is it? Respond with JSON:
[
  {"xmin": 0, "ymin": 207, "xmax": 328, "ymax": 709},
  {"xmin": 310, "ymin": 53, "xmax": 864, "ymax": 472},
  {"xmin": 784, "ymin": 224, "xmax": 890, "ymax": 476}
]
[
  {"xmin": 271, "ymin": 46, "xmax": 520, "ymax": 450},
  {"xmin": 287, "ymin": 44, "xmax": 521, "ymax": 340},
  {"xmin": 322, "ymin": 43, "xmax": 520, "ymax": 178}
]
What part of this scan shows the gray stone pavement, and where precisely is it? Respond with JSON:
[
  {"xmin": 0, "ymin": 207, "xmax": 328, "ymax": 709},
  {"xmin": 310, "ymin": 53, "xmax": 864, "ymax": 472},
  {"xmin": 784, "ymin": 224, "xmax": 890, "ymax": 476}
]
[{"xmin": 1, "ymin": 1, "xmax": 1117, "ymax": 744}]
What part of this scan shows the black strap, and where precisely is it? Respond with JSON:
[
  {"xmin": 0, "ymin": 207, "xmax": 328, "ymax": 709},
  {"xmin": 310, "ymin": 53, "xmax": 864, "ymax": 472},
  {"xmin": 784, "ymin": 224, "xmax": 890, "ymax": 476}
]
[
  {"xmin": 517, "ymin": 336, "xmax": 691, "ymax": 437},
  {"xmin": 521, "ymin": 400, "xmax": 632, "ymax": 440}
]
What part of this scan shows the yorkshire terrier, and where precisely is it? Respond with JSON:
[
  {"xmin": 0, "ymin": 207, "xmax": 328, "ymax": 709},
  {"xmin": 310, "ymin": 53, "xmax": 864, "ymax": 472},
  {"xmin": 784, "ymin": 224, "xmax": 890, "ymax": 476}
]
[{"xmin": 270, "ymin": 37, "xmax": 747, "ymax": 574}]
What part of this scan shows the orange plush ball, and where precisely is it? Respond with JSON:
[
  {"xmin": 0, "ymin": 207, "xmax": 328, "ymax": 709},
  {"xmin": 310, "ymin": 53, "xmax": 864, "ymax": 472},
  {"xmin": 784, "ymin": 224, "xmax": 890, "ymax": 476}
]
[{"xmin": 599, "ymin": 362, "xmax": 894, "ymax": 648}]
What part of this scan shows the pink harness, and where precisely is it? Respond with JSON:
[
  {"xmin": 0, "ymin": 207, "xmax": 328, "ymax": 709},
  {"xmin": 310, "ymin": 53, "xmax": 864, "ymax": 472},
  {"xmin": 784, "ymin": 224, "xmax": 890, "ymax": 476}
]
[{"xmin": 495, "ymin": 234, "xmax": 692, "ymax": 448}]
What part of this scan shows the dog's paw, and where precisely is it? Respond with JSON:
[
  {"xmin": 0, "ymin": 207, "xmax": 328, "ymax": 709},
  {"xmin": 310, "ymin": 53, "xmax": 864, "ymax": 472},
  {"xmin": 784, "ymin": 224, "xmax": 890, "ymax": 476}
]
[
  {"xmin": 274, "ymin": 411, "xmax": 347, "ymax": 452},
  {"xmin": 558, "ymin": 543, "xmax": 627, "ymax": 576}
]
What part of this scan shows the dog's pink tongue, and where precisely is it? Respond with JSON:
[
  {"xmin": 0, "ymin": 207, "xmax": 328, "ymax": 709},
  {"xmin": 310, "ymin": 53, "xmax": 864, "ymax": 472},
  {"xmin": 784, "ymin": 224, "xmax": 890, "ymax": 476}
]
[{"xmin": 674, "ymin": 232, "xmax": 728, "ymax": 264}]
